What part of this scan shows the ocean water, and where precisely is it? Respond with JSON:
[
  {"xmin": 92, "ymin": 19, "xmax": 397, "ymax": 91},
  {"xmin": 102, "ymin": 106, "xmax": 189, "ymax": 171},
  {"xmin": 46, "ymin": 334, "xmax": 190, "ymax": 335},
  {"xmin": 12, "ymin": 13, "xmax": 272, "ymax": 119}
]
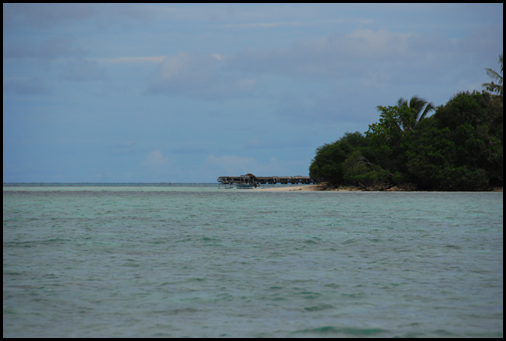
[{"xmin": 3, "ymin": 184, "xmax": 503, "ymax": 337}]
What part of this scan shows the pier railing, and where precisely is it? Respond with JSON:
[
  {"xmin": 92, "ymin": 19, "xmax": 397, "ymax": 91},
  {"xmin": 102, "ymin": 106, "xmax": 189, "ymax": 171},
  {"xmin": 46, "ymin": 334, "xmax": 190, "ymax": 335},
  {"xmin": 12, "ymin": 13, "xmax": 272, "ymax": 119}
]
[{"xmin": 217, "ymin": 175, "xmax": 318, "ymax": 185}]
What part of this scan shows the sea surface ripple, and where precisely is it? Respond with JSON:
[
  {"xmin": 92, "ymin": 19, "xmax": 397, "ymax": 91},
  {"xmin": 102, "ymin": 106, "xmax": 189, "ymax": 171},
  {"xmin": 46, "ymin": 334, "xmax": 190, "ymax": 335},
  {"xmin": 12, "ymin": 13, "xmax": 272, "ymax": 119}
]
[{"xmin": 3, "ymin": 184, "xmax": 503, "ymax": 337}]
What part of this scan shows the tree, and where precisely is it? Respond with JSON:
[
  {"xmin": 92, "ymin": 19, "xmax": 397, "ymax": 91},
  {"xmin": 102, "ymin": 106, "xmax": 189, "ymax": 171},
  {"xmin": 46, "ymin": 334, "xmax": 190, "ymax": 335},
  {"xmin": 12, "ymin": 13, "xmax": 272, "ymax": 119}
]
[
  {"xmin": 407, "ymin": 91, "xmax": 503, "ymax": 190},
  {"xmin": 377, "ymin": 96, "xmax": 435, "ymax": 132},
  {"xmin": 308, "ymin": 131, "xmax": 368, "ymax": 184},
  {"xmin": 366, "ymin": 105, "xmax": 417, "ymax": 172},
  {"xmin": 482, "ymin": 54, "xmax": 503, "ymax": 97},
  {"xmin": 309, "ymin": 81, "xmax": 502, "ymax": 190},
  {"xmin": 341, "ymin": 150, "xmax": 389, "ymax": 185}
]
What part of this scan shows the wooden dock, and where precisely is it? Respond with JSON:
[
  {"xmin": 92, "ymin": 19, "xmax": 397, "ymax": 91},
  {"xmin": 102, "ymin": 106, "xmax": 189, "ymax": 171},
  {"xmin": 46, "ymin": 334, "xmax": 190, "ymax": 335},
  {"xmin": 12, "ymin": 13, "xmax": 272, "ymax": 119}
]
[{"xmin": 217, "ymin": 175, "xmax": 318, "ymax": 185}]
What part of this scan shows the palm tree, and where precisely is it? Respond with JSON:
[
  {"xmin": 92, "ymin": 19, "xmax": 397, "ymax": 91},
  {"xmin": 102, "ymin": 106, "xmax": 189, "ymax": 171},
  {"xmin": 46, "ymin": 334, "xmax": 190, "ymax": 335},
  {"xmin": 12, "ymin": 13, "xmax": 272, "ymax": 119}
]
[
  {"xmin": 396, "ymin": 96, "xmax": 435, "ymax": 125},
  {"xmin": 377, "ymin": 95, "xmax": 435, "ymax": 132},
  {"xmin": 482, "ymin": 54, "xmax": 503, "ymax": 97}
]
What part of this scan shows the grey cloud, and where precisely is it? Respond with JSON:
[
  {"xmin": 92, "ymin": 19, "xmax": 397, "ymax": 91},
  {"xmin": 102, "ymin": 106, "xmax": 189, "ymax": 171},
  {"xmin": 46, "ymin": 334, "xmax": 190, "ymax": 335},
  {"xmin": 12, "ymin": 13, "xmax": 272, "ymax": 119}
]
[
  {"xmin": 60, "ymin": 60, "xmax": 107, "ymax": 82},
  {"xmin": 147, "ymin": 26, "xmax": 501, "ymax": 115},
  {"xmin": 96, "ymin": 173, "xmax": 109, "ymax": 182},
  {"xmin": 147, "ymin": 52, "xmax": 256, "ymax": 99},
  {"xmin": 4, "ymin": 38, "xmax": 107, "ymax": 83},
  {"xmin": 3, "ymin": 4, "xmax": 151, "ymax": 31},
  {"xmin": 3, "ymin": 78, "xmax": 51, "ymax": 95},
  {"xmin": 245, "ymin": 137, "xmax": 312, "ymax": 149},
  {"xmin": 110, "ymin": 141, "xmax": 136, "ymax": 156},
  {"xmin": 270, "ymin": 78, "xmax": 398, "ymax": 126},
  {"xmin": 458, "ymin": 25, "xmax": 503, "ymax": 55},
  {"xmin": 3, "ymin": 38, "xmax": 89, "ymax": 60},
  {"xmin": 171, "ymin": 147, "xmax": 209, "ymax": 154},
  {"xmin": 227, "ymin": 30, "xmax": 418, "ymax": 78},
  {"xmin": 3, "ymin": 4, "xmax": 97, "ymax": 30},
  {"xmin": 274, "ymin": 94, "xmax": 363, "ymax": 125},
  {"xmin": 227, "ymin": 27, "xmax": 503, "ymax": 86}
]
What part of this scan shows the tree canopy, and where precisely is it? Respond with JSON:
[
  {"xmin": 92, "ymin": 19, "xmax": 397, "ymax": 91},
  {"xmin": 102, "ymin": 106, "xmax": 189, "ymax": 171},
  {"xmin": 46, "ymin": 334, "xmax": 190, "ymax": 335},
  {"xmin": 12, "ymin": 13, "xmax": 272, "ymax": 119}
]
[
  {"xmin": 310, "ymin": 67, "xmax": 503, "ymax": 191},
  {"xmin": 376, "ymin": 96, "xmax": 435, "ymax": 132}
]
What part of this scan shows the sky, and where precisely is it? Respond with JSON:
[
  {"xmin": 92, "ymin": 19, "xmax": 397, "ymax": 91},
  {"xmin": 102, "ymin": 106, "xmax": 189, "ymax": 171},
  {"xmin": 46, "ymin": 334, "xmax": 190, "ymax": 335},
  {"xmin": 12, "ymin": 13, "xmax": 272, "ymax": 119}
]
[{"xmin": 3, "ymin": 4, "xmax": 503, "ymax": 183}]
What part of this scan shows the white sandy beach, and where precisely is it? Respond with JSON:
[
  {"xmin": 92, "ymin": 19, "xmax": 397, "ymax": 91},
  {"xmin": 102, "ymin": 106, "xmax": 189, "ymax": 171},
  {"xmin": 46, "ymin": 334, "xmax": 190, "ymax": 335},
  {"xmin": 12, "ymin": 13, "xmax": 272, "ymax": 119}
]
[
  {"xmin": 252, "ymin": 185, "xmax": 367, "ymax": 192},
  {"xmin": 251, "ymin": 185, "xmax": 321, "ymax": 192},
  {"xmin": 251, "ymin": 184, "xmax": 504, "ymax": 192}
]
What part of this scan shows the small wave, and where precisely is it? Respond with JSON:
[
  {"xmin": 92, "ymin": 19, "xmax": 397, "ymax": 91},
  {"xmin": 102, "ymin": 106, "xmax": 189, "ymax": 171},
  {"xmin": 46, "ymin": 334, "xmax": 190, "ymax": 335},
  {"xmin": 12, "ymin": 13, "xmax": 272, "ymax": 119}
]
[
  {"xmin": 186, "ymin": 277, "xmax": 206, "ymax": 282},
  {"xmin": 153, "ymin": 307, "xmax": 199, "ymax": 316},
  {"xmin": 340, "ymin": 292, "xmax": 368, "ymax": 299},
  {"xmin": 303, "ymin": 303, "xmax": 334, "ymax": 312},
  {"xmin": 293, "ymin": 326, "xmax": 388, "ymax": 336},
  {"xmin": 296, "ymin": 291, "xmax": 322, "ymax": 299},
  {"xmin": 4, "ymin": 238, "xmax": 69, "ymax": 248}
]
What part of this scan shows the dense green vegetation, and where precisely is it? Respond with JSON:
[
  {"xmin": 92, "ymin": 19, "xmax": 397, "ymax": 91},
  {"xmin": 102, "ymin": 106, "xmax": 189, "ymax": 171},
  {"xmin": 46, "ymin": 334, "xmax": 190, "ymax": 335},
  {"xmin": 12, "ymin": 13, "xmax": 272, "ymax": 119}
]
[{"xmin": 310, "ymin": 56, "xmax": 503, "ymax": 191}]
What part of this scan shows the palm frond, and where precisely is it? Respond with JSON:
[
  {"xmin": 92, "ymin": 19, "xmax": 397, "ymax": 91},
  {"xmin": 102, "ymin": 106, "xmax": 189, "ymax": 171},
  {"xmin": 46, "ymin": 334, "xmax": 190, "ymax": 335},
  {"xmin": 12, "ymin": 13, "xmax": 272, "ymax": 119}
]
[
  {"xmin": 482, "ymin": 54, "xmax": 503, "ymax": 96},
  {"xmin": 418, "ymin": 102, "xmax": 435, "ymax": 121},
  {"xmin": 396, "ymin": 97, "xmax": 408, "ymax": 107},
  {"xmin": 408, "ymin": 96, "xmax": 429, "ymax": 121},
  {"xmin": 485, "ymin": 68, "xmax": 503, "ymax": 84},
  {"xmin": 393, "ymin": 96, "xmax": 433, "ymax": 128}
]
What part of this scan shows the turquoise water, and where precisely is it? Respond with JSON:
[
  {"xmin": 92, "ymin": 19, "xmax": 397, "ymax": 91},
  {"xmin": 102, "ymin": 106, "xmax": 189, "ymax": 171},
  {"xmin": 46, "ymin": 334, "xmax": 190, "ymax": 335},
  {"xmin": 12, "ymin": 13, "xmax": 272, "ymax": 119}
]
[{"xmin": 3, "ymin": 184, "xmax": 503, "ymax": 337}]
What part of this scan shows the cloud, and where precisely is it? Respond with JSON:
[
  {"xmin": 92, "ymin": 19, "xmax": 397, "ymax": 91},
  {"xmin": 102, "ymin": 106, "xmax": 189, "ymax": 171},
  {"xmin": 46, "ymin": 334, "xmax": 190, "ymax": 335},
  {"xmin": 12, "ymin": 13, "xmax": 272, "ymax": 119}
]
[
  {"xmin": 227, "ymin": 29, "xmax": 417, "ymax": 80},
  {"xmin": 135, "ymin": 150, "xmax": 184, "ymax": 182},
  {"xmin": 3, "ymin": 78, "xmax": 51, "ymax": 95},
  {"xmin": 110, "ymin": 141, "xmax": 136, "ymax": 156},
  {"xmin": 97, "ymin": 56, "xmax": 166, "ymax": 64},
  {"xmin": 272, "ymin": 90, "xmax": 377, "ymax": 125},
  {"xmin": 245, "ymin": 137, "xmax": 312, "ymax": 149},
  {"xmin": 457, "ymin": 24, "xmax": 503, "ymax": 55},
  {"xmin": 60, "ymin": 60, "xmax": 107, "ymax": 82},
  {"xmin": 206, "ymin": 154, "xmax": 285, "ymax": 176},
  {"xmin": 206, "ymin": 154, "xmax": 260, "ymax": 175},
  {"xmin": 142, "ymin": 26, "xmax": 501, "ymax": 120},
  {"xmin": 145, "ymin": 25, "xmax": 501, "ymax": 103},
  {"xmin": 147, "ymin": 52, "xmax": 256, "ymax": 99},
  {"xmin": 3, "ymin": 38, "xmax": 89, "ymax": 61},
  {"xmin": 96, "ymin": 173, "xmax": 108, "ymax": 182},
  {"xmin": 143, "ymin": 150, "xmax": 173, "ymax": 170},
  {"xmin": 138, "ymin": 151, "xmax": 179, "ymax": 180},
  {"xmin": 4, "ymin": 38, "xmax": 107, "ymax": 83},
  {"xmin": 223, "ymin": 22, "xmax": 300, "ymax": 28},
  {"xmin": 227, "ymin": 27, "xmax": 503, "ymax": 85},
  {"xmin": 3, "ymin": 4, "xmax": 97, "ymax": 30},
  {"xmin": 171, "ymin": 147, "xmax": 208, "ymax": 154},
  {"xmin": 3, "ymin": 4, "xmax": 151, "ymax": 31}
]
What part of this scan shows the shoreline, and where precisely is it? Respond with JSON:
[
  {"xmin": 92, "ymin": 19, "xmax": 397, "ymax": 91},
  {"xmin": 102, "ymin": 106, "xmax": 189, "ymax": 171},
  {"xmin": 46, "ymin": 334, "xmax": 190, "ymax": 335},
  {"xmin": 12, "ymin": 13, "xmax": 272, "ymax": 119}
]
[{"xmin": 252, "ymin": 184, "xmax": 504, "ymax": 192}]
